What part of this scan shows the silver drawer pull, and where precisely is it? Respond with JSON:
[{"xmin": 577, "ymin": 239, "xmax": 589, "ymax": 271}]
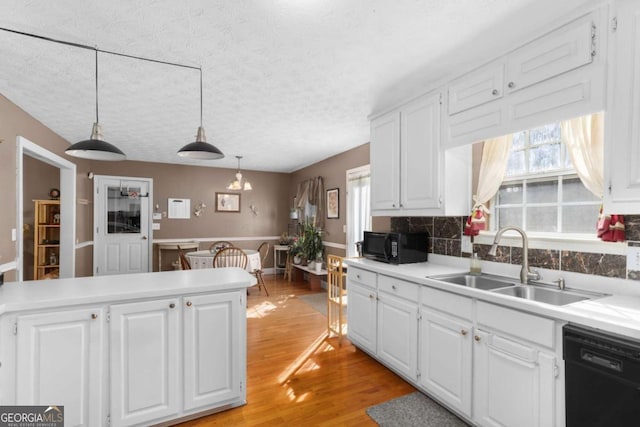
[
  {"xmin": 392, "ymin": 285, "xmax": 397, "ymax": 290},
  {"xmin": 461, "ymin": 329, "xmax": 468, "ymax": 336}
]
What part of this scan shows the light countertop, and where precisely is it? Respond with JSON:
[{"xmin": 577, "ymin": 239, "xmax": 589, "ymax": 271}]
[
  {"xmin": 0, "ymin": 268, "xmax": 255, "ymax": 315},
  {"xmin": 345, "ymin": 256, "xmax": 640, "ymax": 340}
]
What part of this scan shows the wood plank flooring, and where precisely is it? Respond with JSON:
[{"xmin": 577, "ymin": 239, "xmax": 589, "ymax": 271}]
[{"xmin": 179, "ymin": 274, "xmax": 415, "ymax": 426}]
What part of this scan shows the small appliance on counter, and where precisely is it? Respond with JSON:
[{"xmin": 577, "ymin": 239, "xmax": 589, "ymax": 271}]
[{"xmin": 362, "ymin": 231, "xmax": 429, "ymax": 264}]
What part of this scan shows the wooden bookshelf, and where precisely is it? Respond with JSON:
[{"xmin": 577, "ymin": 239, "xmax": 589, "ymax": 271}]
[{"xmin": 33, "ymin": 199, "xmax": 61, "ymax": 280}]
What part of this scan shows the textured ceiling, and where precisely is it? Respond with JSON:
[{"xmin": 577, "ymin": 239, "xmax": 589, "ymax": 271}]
[{"xmin": 0, "ymin": 0, "xmax": 594, "ymax": 172}]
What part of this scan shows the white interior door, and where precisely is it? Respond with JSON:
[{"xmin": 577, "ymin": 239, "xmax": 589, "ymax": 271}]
[{"xmin": 94, "ymin": 176, "xmax": 152, "ymax": 276}]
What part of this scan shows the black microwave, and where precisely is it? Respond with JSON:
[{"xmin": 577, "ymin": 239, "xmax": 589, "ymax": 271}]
[{"xmin": 362, "ymin": 231, "xmax": 429, "ymax": 264}]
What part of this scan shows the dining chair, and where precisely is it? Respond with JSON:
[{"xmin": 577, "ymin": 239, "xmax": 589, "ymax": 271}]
[
  {"xmin": 213, "ymin": 247, "xmax": 248, "ymax": 269},
  {"xmin": 252, "ymin": 242, "xmax": 270, "ymax": 296},
  {"xmin": 208, "ymin": 240, "xmax": 234, "ymax": 254},
  {"xmin": 327, "ymin": 255, "xmax": 347, "ymax": 343},
  {"xmin": 283, "ymin": 251, "xmax": 293, "ymax": 282},
  {"xmin": 177, "ymin": 245, "xmax": 192, "ymax": 270}
]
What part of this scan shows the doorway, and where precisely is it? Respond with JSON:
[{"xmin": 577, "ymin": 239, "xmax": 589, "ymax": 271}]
[
  {"xmin": 93, "ymin": 175, "xmax": 152, "ymax": 275},
  {"xmin": 345, "ymin": 165, "xmax": 371, "ymax": 257},
  {"xmin": 16, "ymin": 136, "xmax": 76, "ymax": 281}
]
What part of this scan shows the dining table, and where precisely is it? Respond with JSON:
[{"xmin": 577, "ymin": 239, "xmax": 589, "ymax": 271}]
[{"xmin": 186, "ymin": 249, "xmax": 261, "ymax": 272}]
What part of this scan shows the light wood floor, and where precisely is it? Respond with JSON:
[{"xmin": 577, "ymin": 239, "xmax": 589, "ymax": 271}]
[{"xmin": 179, "ymin": 274, "xmax": 415, "ymax": 426}]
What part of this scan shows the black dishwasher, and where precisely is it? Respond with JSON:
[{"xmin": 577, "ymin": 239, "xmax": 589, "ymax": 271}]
[{"xmin": 564, "ymin": 324, "xmax": 640, "ymax": 427}]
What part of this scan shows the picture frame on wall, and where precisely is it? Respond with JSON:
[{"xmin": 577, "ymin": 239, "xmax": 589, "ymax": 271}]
[
  {"xmin": 215, "ymin": 192, "xmax": 241, "ymax": 212},
  {"xmin": 326, "ymin": 188, "xmax": 339, "ymax": 219}
]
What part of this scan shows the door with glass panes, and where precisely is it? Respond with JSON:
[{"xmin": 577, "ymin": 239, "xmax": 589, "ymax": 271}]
[{"xmin": 94, "ymin": 176, "xmax": 151, "ymax": 275}]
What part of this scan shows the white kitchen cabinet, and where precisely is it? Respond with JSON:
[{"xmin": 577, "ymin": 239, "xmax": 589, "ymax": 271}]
[
  {"xmin": 183, "ymin": 292, "xmax": 243, "ymax": 412},
  {"xmin": 419, "ymin": 307, "xmax": 472, "ymax": 418},
  {"xmin": 444, "ymin": 8, "xmax": 605, "ymax": 149},
  {"xmin": 474, "ymin": 301, "xmax": 559, "ymax": 427},
  {"xmin": 448, "ymin": 60, "xmax": 504, "ymax": 115},
  {"xmin": 371, "ymin": 92, "xmax": 444, "ymax": 213},
  {"xmin": 110, "ymin": 298, "xmax": 180, "ymax": 427},
  {"xmin": 15, "ymin": 307, "xmax": 105, "ymax": 427},
  {"xmin": 377, "ymin": 290, "xmax": 418, "ymax": 381},
  {"xmin": 370, "ymin": 111, "xmax": 400, "ymax": 211},
  {"xmin": 347, "ymin": 281, "xmax": 378, "ymax": 354},
  {"xmin": 505, "ymin": 13, "xmax": 595, "ymax": 94},
  {"xmin": 604, "ymin": 0, "xmax": 640, "ymax": 213},
  {"xmin": 473, "ymin": 329, "xmax": 556, "ymax": 427}
]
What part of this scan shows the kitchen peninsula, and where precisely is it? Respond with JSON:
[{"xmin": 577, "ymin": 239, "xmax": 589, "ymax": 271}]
[{"xmin": 0, "ymin": 268, "xmax": 255, "ymax": 427}]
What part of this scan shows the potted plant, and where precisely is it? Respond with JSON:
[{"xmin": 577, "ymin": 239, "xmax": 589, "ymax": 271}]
[
  {"xmin": 289, "ymin": 236, "xmax": 303, "ymax": 265},
  {"xmin": 301, "ymin": 223, "xmax": 323, "ymax": 267}
]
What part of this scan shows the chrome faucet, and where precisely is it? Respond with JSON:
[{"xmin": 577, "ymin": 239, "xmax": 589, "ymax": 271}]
[{"xmin": 488, "ymin": 226, "xmax": 540, "ymax": 284}]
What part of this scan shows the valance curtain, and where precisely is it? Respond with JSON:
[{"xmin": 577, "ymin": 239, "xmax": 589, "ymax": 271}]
[
  {"xmin": 561, "ymin": 112, "xmax": 625, "ymax": 241},
  {"xmin": 464, "ymin": 134, "xmax": 513, "ymax": 236},
  {"xmin": 295, "ymin": 176, "xmax": 325, "ymax": 229}
]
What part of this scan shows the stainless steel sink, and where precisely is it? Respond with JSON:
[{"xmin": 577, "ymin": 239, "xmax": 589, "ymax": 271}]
[
  {"xmin": 432, "ymin": 273, "xmax": 516, "ymax": 290},
  {"xmin": 492, "ymin": 285, "xmax": 594, "ymax": 306}
]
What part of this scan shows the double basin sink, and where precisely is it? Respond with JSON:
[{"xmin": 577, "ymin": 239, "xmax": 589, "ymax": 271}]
[{"xmin": 431, "ymin": 273, "xmax": 606, "ymax": 306}]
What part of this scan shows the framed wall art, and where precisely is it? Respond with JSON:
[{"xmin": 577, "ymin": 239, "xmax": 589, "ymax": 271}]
[
  {"xmin": 326, "ymin": 188, "xmax": 339, "ymax": 219},
  {"xmin": 215, "ymin": 192, "xmax": 241, "ymax": 212}
]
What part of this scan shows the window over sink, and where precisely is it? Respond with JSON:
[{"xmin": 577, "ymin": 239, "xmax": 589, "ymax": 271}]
[{"xmin": 489, "ymin": 119, "xmax": 600, "ymax": 235}]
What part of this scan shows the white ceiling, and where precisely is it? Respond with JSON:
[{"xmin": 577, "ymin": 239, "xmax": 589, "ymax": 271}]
[{"xmin": 0, "ymin": 0, "xmax": 594, "ymax": 173}]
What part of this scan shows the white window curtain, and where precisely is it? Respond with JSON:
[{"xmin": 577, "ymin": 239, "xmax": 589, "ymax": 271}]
[
  {"xmin": 464, "ymin": 134, "xmax": 513, "ymax": 235},
  {"xmin": 560, "ymin": 112, "xmax": 604, "ymax": 198},
  {"xmin": 347, "ymin": 168, "xmax": 371, "ymax": 257},
  {"xmin": 561, "ymin": 112, "xmax": 624, "ymax": 241}
]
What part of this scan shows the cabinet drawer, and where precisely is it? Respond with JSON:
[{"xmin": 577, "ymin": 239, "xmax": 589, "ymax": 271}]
[
  {"xmin": 348, "ymin": 267, "xmax": 377, "ymax": 288},
  {"xmin": 421, "ymin": 287, "xmax": 472, "ymax": 320},
  {"xmin": 476, "ymin": 301, "xmax": 555, "ymax": 348},
  {"xmin": 378, "ymin": 275, "xmax": 419, "ymax": 301}
]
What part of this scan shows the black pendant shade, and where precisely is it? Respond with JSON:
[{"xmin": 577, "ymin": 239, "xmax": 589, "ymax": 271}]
[
  {"xmin": 177, "ymin": 68, "xmax": 224, "ymax": 160},
  {"xmin": 66, "ymin": 50, "xmax": 126, "ymax": 161},
  {"xmin": 177, "ymin": 126, "xmax": 224, "ymax": 159},
  {"xmin": 66, "ymin": 123, "xmax": 126, "ymax": 161}
]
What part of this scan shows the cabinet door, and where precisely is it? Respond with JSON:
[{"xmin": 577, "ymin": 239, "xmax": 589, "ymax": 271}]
[
  {"xmin": 183, "ymin": 292, "xmax": 244, "ymax": 412},
  {"xmin": 110, "ymin": 298, "xmax": 179, "ymax": 427},
  {"xmin": 377, "ymin": 293, "xmax": 418, "ymax": 380},
  {"xmin": 605, "ymin": 0, "xmax": 640, "ymax": 212},
  {"xmin": 347, "ymin": 281, "xmax": 377, "ymax": 354},
  {"xmin": 473, "ymin": 330, "xmax": 556, "ymax": 427},
  {"xmin": 448, "ymin": 60, "xmax": 504, "ymax": 114},
  {"xmin": 419, "ymin": 308, "xmax": 472, "ymax": 417},
  {"xmin": 401, "ymin": 93, "xmax": 441, "ymax": 210},
  {"xmin": 370, "ymin": 111, "xmax": 400, "ymax": 210},
  {"xmin": 506, "ymin": 13, "xmax": 594, "ymax": 94},
  {"xmin": 16, "ymin": 308, "xmax": 105, "ymax": 427}
]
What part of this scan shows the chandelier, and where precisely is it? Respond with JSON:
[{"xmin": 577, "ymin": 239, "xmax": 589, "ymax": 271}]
[{"xmin": 227, "ymin": 156, "xmax": 252, "ymax": 191}]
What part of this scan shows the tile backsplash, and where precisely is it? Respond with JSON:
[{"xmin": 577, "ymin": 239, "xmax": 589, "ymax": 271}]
[{"xmin": 390, "ymin": 216, "xmax": 640, "ymax": 280}]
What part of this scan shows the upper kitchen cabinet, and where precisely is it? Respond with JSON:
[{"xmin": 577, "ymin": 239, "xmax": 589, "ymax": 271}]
[
  {"xmin": 448, "ymin": 60, "xmax": 504, "ymax": 115},
  {"xmin": 604, "ymin": 0, "xmax": 640, "ymax": 213},
  {"xmin": 370, "ymin": 91, "xmax": 470, "ymax": 216},
  {"xmin": 444, "ymin": 7, "xmax": 606, "ymax": 149}
]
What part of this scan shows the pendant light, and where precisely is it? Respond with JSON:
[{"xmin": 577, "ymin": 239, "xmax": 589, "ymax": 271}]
[
  {"xmin": 227, "ymin": 156, "xmax": 252, "ymax": 191},
  {"xmin": 177, "ymin": 68, "xmax": 224, "ymax": 160},
  {"xmin": 66, "ymin": 50, "xmax": 126, "ymax": 161}
]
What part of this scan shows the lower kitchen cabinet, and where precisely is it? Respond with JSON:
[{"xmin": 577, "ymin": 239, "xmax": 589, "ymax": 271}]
[
  {"xmin": 183, "ymin": 292, "xmax": 243, "ymax": 412},
  {"xmin": 419, "ymin": 307, "xmax": 472, "ymax": 418},
  {"xmin": 15, "ymin": 307, "xmax": 105, "ymax": 427},
  {"xmin": 110, "ymin": 298, "xmax": 181, "ymax": 427},
  {"xmin": 473, "ymin": 329, "xmax": 557, "ymax": 427},
  {"xmin": 347, "ymin": 281, "xmax": 378, "ymax": 354},
  {"xmin": 377, "ymin": 291, "xmax": 418, "ymax": 380}
]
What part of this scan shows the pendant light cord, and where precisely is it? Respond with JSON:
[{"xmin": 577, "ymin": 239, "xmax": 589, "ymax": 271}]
[
  {"xmin": 95, "ymin": 49, "xmax": 99, "ymax": 123},
  {"xmin": 200, "ymin": 67, "xmax": 203, "ymax": 127}
]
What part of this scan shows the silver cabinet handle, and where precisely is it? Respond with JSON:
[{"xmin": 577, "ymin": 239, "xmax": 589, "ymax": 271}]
[
  {"xmin": 169, "ymin": 303, "xmax": 175, "ymax": 309},
  {"xmin": 392, "ymin": 285, "xmax": 397, "ymax": 291},
  {"xmin": 186, "ymin": 301, "xmax": 192, "ymax": 307},
  {"xmin": 474, "ymin": 335, "xmax": 481, "ymax": 342},
  {"xmin": 461, "ymin": 330, "xmax": 468, "ymax": 336},
  {"xmin": 357, "ymin": 274, "xmax": 361, "ymax": 280},
  {"xmin": 91, "ymin": 313, "xmax": 98, "ymax": 320},
  {"xmin": 508, "ymin": 82, "xmax": 515, "ymax": 89},
  {"xmin": 492, "ymin": 89, "xmax": 499, "ymax": 95},
  {"xmin": 142, "ymin": 236, "xmax": 148, "ymax": 240}
]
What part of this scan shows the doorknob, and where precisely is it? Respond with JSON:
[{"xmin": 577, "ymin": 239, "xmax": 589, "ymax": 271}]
[{"xmin": 141, "ymin": 236, "xmax": 148, "ymax": 240}]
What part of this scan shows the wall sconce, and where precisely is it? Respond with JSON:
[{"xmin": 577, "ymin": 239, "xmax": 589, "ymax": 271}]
[
  {"xmin": 194, "ymin": 201, "xmax": 207, "ymax": 217},
  {"xmin": 249, "ymin": 204, "xmax": 259, "ymax": 216}
]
